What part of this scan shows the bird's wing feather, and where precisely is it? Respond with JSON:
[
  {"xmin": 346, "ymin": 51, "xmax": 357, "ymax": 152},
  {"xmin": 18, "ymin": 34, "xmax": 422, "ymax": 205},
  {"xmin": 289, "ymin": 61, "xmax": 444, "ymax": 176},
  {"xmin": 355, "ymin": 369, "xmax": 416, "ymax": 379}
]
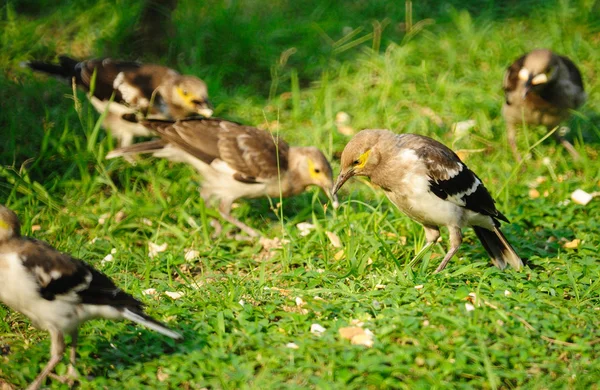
[
  {"xmin": 558, "ymin": 55, "xmax": 584, "ymax": 91},
  {"xmin": 77, "ymin": 58, "xmax": 142, "ymax": 103},
  {"xmin": 503, "ymin": 54, "xmax": 526, "ymax": 105},
  {"xmin": 19, "ymin": 239, "xmax": 142, "ymax": 308},
  {"xmin": 411, "ymin": 137, "xmax": 508, "ymax": 222},
  {"xmin": 143, "ymin": 118, "xmax": 289, "ymax": 183}
]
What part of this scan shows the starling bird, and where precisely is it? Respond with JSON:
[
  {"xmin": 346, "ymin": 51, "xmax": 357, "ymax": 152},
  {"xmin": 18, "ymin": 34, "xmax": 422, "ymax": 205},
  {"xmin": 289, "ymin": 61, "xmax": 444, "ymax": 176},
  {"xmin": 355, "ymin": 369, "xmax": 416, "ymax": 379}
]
[
  {"xmin": 106, "ymin": 117, "xmax": 337, "ymax": 237},
  {"xmin": 25, "ymin": 56, "xmax": 213, "ymax": 148},
  {"xmin": 333, "ymin": 130, "xmax": 523, "ymax": 273},
  {"xmin": 503, "ymin": 49, "xmax": 586, "ymax": 160},
  {"xmin": 0, "ymin": 206, "xmax": 182, "ymax": 390}
]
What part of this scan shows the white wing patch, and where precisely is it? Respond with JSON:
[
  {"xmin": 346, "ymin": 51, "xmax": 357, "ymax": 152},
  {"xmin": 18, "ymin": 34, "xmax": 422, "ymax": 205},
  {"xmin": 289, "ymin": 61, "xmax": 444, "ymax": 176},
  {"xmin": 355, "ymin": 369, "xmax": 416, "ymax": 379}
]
[
  {"xmin": 447, "ymin": 177, "xmax": 482, "ymax": 207},
  {"xmin": 113, "ymin": 72, "xmax": 149, "ymax": 108}
]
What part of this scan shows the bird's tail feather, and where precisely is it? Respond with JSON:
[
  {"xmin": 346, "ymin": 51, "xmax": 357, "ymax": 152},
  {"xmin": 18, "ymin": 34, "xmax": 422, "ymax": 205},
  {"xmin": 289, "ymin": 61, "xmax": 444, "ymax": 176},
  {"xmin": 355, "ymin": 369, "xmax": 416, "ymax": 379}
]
[
  {"xmin": 122, "ymin": 308, "xmax": 183, "ymax": 339},
  {"xmin": 474, "ymin": 226, "xmax": 523, "ymax": 271},
  {"xmin": 106, "ymin": 139, "xmax": 166, "ymax": 159},
  {"xmin": 23, "ymin": 55, "xmax": 79, "ymax": 80}
]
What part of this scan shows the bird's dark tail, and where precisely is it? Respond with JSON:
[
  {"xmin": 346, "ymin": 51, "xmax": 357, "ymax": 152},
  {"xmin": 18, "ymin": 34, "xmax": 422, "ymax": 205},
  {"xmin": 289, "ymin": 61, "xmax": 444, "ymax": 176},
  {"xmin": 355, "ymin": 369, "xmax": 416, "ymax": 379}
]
[
  {"xmin": 473, "ymin": 226, "xmax": 523, "ymax": 270},
  {"xmin": 122, "ymin": 308, "xmax": 183, "ymax": 339},
  {"xmin": 23, "ymin": 55, "xmax": 79, "ymax": 80},
  {"xmin": 105, "ymin": 139, "xmax": 166, "ymax": 159}
]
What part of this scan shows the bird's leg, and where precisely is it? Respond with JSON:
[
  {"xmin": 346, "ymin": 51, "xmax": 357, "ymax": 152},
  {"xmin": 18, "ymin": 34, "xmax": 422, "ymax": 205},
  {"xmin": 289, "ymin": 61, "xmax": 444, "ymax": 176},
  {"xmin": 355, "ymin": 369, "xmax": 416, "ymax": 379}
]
[
  {"xmin": 553, "ymin": 131, "xmax": 581, "ymax": 160},
  {"xmin": 218, "ymin": 199, "xmax": 260, "ymax": 239},
  {"xmin": 407, "ymin": 226, "xmax": 439, "ymax": 268},
  {"xmin": 27, "ymin": 330, "xmax": 65, "ymax": 390},
  {"xmin": 507, "ymin": 123, "xmax": 522, "ymax": 161},
  {"xmin": 434, "ymin": 226, "xmax": 462, "ymax": 273},
  {"xmin": 67, "ymin": 330, "xmax": 80, "ymax": 379}
]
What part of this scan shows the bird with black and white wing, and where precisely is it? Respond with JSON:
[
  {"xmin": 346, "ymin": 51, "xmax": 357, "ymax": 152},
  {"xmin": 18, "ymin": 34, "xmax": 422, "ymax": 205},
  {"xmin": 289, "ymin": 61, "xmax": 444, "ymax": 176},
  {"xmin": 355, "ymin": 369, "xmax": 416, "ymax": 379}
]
[
  {"xmin": 0, "ymin": 206, "xmax": 182, "ymax": 390},
  {"xmin": 503, "ymin": 49, "xmax": 586, "ymax": 160},
  {"xmin": 106, "ymin": 117, "xmax": 337, "ymax": 238},
  {"xmin": 333, "ymin": 129, "xmax": 523, "ymax": 273},
  {"xmin": 24, "ymin": 56, "xmax": 213, "ymax": 148}
]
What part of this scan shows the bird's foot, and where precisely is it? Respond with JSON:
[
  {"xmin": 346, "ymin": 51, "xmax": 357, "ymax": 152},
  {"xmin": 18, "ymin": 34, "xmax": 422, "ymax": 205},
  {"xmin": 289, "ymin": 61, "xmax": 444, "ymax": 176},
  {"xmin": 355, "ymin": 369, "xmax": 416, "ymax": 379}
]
[
  {"xmin": 48, "ymin": 367, "xmax": 79, "ymax": 386},
  {"xmin": 210, "ymin": 219, "xmax": 223, "ymax": 238}
]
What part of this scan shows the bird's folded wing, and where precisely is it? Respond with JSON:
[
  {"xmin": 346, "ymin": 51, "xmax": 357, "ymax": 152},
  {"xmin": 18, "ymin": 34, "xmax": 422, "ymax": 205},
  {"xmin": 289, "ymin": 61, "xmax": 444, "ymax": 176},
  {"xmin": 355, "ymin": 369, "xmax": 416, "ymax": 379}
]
[
  {"xmin": 558, "ymin": 56, "xmax": 585, "ymax": 91},
  {"xmin": 77, "ymin": 58, "xmax": 142, "ymax": 102},
  {"xmin": 19, "ymin": 239, "xmax": 141, "ymax": 307},
  {"xmin": 415, "ymin": 142, "xmax": 506, "ymax": 221},
  {"xmin": 502, "ymin": 54, "xmax": 526, "ymax": 102},
  {"xmin": 145, "ymin": 118, "xmax": 290, "ymax": 183}
]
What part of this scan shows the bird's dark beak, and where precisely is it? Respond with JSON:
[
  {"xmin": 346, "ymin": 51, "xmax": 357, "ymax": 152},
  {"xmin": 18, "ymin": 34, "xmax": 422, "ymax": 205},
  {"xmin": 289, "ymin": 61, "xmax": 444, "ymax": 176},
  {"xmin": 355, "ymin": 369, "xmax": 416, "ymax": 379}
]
[
  {"xmin": 193, "ymin": 99, "xmax": 214, "ymax": 117},
  {"xmin": 522, "ymin": 76, "xmax": 533, "ymax": 99},
  {"xmin": 333, "ymin": 168, "xmax": 355, "ymax": 196}
]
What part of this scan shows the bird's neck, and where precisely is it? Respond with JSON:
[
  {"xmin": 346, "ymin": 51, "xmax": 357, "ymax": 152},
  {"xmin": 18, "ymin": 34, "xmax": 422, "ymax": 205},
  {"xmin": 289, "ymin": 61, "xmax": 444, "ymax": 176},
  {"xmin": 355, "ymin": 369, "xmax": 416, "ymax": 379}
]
[{"xmin": 265, "ymin": 148, "xmax": 306, "ymax": 197}]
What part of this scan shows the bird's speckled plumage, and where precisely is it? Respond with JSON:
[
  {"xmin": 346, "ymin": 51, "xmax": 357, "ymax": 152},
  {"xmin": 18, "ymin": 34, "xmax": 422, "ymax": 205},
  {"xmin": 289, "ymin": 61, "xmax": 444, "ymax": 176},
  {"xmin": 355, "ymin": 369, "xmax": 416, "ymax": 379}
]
[
  {"xmin": 106, "ymin": 118, "xmax": 336, "ymax": 237},
  {"xmin": 334, "ymin": 130, "xmax": 522, "ymax": 273}
]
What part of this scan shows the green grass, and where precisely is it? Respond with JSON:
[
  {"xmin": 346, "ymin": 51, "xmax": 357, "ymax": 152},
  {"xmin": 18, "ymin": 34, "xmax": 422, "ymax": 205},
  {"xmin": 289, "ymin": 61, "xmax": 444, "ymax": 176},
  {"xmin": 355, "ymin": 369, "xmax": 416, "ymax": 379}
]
[{"xmin": 1, "ymin": 0, "xmax": 600, "ymax": 388}]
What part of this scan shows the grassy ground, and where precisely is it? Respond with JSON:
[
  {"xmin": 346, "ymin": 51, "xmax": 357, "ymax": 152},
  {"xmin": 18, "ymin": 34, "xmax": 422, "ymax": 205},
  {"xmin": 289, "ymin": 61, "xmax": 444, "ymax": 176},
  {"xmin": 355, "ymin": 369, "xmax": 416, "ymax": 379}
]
[{"xmin": 1, "ymin": 0, "xmax": 600, "ymax": 388}]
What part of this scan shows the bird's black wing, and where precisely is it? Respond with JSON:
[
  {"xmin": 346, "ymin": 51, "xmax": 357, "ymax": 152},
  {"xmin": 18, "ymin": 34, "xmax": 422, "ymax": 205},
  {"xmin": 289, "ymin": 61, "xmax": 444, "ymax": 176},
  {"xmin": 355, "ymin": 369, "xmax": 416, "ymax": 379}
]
[
  {"xmin": 20, "ymin": 239, "xmax": 142, "ymax": 308},
  {"xmin": 410, "ymin": 136, "xmax": 508, "ymax": 223},
  {"xmin": 559, "ymin": 55, "xmax": 584, "ymax": 91}
]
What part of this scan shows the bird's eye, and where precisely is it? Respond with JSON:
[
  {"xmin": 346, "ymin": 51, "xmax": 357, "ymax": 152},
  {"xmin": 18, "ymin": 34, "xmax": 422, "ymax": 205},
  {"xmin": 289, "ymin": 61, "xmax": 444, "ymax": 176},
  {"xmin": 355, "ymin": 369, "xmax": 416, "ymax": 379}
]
[
  {"xmin": 314, "ymin": 168, "xmax": 321, "ymax": 174},
  {"xmin": 352, "ymin": 160, "xmax": 359, "ymax": 165}
]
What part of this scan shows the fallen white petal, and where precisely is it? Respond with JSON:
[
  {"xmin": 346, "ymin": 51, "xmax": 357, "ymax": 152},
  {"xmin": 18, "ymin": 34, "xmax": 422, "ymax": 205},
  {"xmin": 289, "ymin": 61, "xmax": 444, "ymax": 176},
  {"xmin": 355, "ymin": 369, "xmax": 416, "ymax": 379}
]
[
  {"xmin": 295, "ymin": 297, "xmax": 306, "ymax": 307},
  {"xmin": 164, "ymin": 291, "xmax": 184, "ymax": 300},
  {"xmin": 571, "ymin": 189, "xmax": 594, "ymax": 206},
  {"xmin": 414, "ymin": 284, "xmax": 424, "ymax": 290},
  {"xmin": 143, "ymin": 288, "xmax": 157, "ymax": 296},
  {"xmin": 504, "ymin": 290, "xmax": 511, "ymax": 296},
  {"xmin": 465, "ymin": 303, "xmax": 475, "ymax": 312},
  {"xmin": 148, "ymin": 242, "xmax": 168, "ymax": 258},
  {"xmin": 184, "ymin": 249, "xmax": 200, "ymax": 261},
  {"xmin": 285, "ymin": 342, "xmax": 299, "ymax": 349},
  {"xmin": 296, "ymin": 222, "xmax": 316, "ymax": 236},
  {"xmin": 101, "ymin": 254, "xmax": 114, "ymax": 265},
  {"xmin": 239, "ymin": 299, "xmax": 245, "ymax": 306},
  {"xmin": 310, "ymin": 323, "xmax": 326, "ymax": 334}
]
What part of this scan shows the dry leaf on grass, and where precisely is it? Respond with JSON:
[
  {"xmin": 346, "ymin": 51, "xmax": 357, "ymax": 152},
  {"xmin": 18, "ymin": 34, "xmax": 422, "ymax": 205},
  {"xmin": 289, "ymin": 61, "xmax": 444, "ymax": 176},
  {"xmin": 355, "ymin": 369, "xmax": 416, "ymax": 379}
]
[
  {"xmin": 529, "ymin": 189, "xmax": 540, "ymax": 199},
  {"xmin": 143, "ymin": 288, "xmax": 157, "ymax": 296},
  {"xmin": 339, "ymin": 326, "xmax": 374, "ymax": 347},
  {"xmin": 563, "ymin": 238, "xmax": 581, "ymax": 249},
  {"xmin": 326, "ymin": 231, "xmax": 342, "ymax": 248},
  {"xmin": 465, "ymin": 303, "xmax": 475, "ymax": 312},
  {"xmin": 156, "ymin": 367, "xmax": 169, "ymax": 382},
  {"xmin": 259, "ymin": 237, "xmax": 290, "ymax": 251},
  {"xmin": 334, "ymin": 250, "xmax": 345, "ymax": 261},
  {"xmin": 184, "ymin": 248, "xmax": 200, "ymax": 261},
  {"xmin": 148, "ymin": 242, "xmax": 168, "ymax": 258}
]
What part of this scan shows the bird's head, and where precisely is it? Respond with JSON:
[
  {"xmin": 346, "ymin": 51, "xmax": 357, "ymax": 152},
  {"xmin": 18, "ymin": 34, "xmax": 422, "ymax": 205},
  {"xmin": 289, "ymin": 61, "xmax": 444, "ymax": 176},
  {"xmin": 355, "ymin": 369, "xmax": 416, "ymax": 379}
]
[
  {"xmin": 173, "ymin": 76, "xmax": 214, "ymax": 117},
  {"xmin": 0, "ymin": 206, "xmax": 21, "ymax": 242},
  {"xmin": 519, "ymin": 49, "xmax": 559, "ymax": 99},
  {"xmin": 294, "ymin": 147, "xmax": 338, "ymax": 207},
  {"xmin": 333, "ymin": 130, "xmax": 386, "ymax": 195}
]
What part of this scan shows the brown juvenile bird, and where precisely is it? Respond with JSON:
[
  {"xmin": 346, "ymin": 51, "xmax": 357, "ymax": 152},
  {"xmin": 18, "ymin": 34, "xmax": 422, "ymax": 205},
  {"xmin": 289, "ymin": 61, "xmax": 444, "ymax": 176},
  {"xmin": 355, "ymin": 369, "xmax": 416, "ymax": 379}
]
[
  {"xmin": 0, "ymin": 205, "xmax": 182, "ymax": 390},
  {"xmin": 333, "ymin": 130, "xmax": 523, "ymax": 273},
  {"xmin": 503, "ymin": 49, "xmax": 586, "ymax": 160},
  {"xmin": 25, "ymin": 56, "xmax": 213, "ymax": 148},
  {"xmin": 106, "ymin": 117, "xmax": 337, "ymax": 237}
]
